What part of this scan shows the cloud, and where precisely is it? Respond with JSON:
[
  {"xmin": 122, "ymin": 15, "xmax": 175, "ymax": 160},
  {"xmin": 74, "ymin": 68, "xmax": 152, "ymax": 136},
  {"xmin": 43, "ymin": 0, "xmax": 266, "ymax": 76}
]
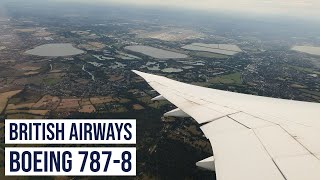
[{"xmin": 89, "ymin": 0, "xmax": 319, "ymax": 17}]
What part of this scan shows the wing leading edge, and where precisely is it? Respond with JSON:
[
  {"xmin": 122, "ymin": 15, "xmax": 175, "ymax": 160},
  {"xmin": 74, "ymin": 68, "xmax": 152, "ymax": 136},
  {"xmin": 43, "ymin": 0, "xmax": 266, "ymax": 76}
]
[{"xmin": 133, "ymin": 70, "xmax": 320, "ymax": 180}]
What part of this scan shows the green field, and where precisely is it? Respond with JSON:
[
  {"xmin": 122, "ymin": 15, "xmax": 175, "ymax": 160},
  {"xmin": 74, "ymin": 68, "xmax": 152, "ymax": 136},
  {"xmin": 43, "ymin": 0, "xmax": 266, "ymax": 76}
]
[
  {"xmin": 6, "ymin": 113, "xmax": 44, "ymax": 119},
  {"xmin": 190, "ymin": 51, "xmax": 229, "ymax": 59},
  {"xmin": 209, "ymin": 72, "xmax": 242, "ymax": 84},
  {"xmin": 289, "ymin": 65, "xmax": 320, "ymax": 75},
  {"xmin": 43, "ymin": 78, "xmax": 61, "ymax": 86},
  {"xmin": 299, "ymin": 89, "xmax": 320, "ymax": 97}
]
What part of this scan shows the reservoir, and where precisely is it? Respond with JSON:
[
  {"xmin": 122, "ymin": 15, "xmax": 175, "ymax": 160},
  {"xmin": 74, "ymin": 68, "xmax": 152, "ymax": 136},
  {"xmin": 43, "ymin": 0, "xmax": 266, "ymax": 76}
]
[
  {"xmin": 182, "ymin": 43, "xmax": 242, "ymax": 56},
  {"xmin": 125, "ymin": 45, "xmax": 188, "ymax": 59},
  {"xmin": 161, "ymin": 68, "xmax": 183, "ymax": 73},
  {"xmin": 25, "ymin": 43, "xmax": 84, "ymax": 57}
]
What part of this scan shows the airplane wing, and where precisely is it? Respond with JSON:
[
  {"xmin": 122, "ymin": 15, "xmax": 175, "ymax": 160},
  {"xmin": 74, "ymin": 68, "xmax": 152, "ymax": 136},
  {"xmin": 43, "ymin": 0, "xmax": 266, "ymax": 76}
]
[{"xmin": 133, "ymin": 70, "xmax": 320, "ymax": 180}]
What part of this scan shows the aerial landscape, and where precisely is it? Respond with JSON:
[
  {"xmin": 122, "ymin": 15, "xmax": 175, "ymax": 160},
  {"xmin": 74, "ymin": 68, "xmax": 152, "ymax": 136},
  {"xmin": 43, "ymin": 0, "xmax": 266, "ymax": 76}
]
[{"xmin": 0, "ymin": 0, "xmax": 320, "ymax": 179}]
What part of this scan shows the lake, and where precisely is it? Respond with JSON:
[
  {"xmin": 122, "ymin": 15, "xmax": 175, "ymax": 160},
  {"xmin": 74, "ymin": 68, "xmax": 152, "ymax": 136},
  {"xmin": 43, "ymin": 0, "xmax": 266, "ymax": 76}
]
[
  {"xmin": 25, "ymin": 43, "xmax": 84, "ymax": 57},
  {"xmin": 162, "ymin": 68, "xmax": 183, "ymax": 73},
  {"xmin": 125, "ymin": 45, "xmax": 188, "ymax": 59},
  {"xmin": 182, "ymin": 43, "xmax": 242, "ymax": 56}
]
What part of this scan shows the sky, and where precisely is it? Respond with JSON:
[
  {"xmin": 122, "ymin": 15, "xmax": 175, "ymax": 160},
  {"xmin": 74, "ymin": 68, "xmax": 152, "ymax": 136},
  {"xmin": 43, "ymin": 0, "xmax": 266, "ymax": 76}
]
[{"xmin": 63, "ymin": 0, "xmax": 320, "ymax": 18}]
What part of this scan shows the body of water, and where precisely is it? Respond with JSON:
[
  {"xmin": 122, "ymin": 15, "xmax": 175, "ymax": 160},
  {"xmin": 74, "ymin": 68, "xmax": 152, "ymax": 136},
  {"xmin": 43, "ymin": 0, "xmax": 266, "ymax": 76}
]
[
  {"xmin": 82, "ymin": 65, "xmax": 95, "ymax": 81},
  {"xmin": 182, "ymin": 43, "xmax": 242, "ymax": 56},
  {"xmin": 162, "ymin": 68, "xmax": 183, "ymax": 73},
  {"xmin": 125, "ymin": 45, "xmax": 188, "ymax": 59},
  {"xmin": 26, "ymin": 43, "xmax": 84, "ymax": 57}
]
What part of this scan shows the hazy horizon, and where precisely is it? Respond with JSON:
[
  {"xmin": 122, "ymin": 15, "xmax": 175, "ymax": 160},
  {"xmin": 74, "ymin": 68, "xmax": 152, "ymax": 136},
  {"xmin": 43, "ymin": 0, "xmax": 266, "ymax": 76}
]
[
  {"xmin": 1, "ymin": 0, "xmax": 320, "ymax": 23},
  {"xmin": 53, "ymin": 0, "xmax": 320, "ymax": 20}
]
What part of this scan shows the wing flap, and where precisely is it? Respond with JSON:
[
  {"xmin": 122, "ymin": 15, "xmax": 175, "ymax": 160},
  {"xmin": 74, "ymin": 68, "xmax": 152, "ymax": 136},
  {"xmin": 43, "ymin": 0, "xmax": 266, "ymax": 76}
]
[
  {"xmin": 274, "ymin": 154, "xmax": 320, "ymax": 180},
  {"xmin": 229, "ymin": 112, "xmax": 275, "ymax": 128},
  {"xmin": 209, "ymin": 130, "xmax": 285, "ymax": 180},
  {"xmin": 200, "ymin": 116, "xmax": 248, "ymax": 137},
  {"xmin": 254, "ymin": 125, "xmax": 309, "ymax": 158},
  {"xmin": 280, "ymin": 123, "xmax": 320, "ymax": 158}
]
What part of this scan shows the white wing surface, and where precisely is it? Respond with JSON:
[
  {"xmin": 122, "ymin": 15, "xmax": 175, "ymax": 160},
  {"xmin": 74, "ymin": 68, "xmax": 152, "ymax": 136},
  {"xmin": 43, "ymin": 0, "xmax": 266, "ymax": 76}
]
[{"xmin": 133, "ymin": 70, "xmax": 320, "ymax": 180}]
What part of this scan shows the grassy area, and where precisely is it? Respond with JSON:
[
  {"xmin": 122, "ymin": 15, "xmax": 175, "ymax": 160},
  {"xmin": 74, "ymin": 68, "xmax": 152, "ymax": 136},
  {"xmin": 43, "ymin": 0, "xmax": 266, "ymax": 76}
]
[
  {"xmin": 6, "ymin": 110, "xmax": 48, "ymax": 116},
  {"xmin": 137, "ymin": 96, "xmax": 152, "ymax": 104},
  {"xmin": 137, "ymin": 96, "xmax": 169, "ymax": 109},
  {"xmin": 0, "ymin": 90, "xmax": 22, "ymax": 114},
  {"xmin": 289, "ymin": 65, "xmax": 320, "ymax": 75},
  {"xmin": 208, "ymin": 72, "xmax": 242, "ymax": 84},
  {"xmin": 299, "ymin": 89, "xmax": 320, "ymax": 97},
  {"xmin": 8, "ymin": 90, "xmax": 42, "ymax": 105},
  {"xmin": 110, "ymin": 106, "xmax": 128, "ymax": 113},
  {"xmin": 6, "ymin": 113, "xmax": 44, "ymax": 119},
  {"xmin": 149, "ymin": 100, "xmax": 170, "ymax": 109},
  {"xmin": 43, "ymin": 78, "xmax": 61, "ymax": 86},
  {"xmin": 190, "ymin": 51, "xmax": 229, "ymax": 59}
]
